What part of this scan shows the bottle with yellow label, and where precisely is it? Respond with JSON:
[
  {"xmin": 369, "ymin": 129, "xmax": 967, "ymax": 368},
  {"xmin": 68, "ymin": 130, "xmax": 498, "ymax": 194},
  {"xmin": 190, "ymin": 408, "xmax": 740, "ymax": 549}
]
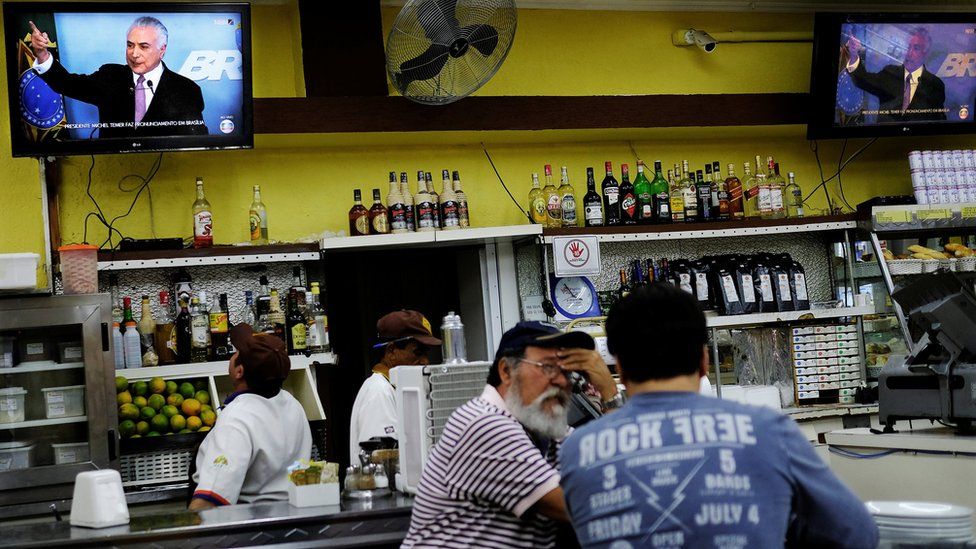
[
  {"xmin": 348, "ymin": 189, "xmax": 370, "ymax": 236},
  {"xmin": 286, "ymin": 289, "xmax": 307, "ymax": 355},
  {"xmin": 248, "ymin": 185, "xmax": 268, "ymax": 244},
  {"xmin": 528, "ymin": 173, "xmax": 547, "ymax": 224}
]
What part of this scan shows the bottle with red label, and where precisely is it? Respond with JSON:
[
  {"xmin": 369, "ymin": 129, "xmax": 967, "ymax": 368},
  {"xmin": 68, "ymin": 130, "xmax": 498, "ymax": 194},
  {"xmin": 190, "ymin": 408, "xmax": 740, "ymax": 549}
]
[
  {"xmin": 619, "ymin": 163, "xmax": 637, "ymax": 225},
  {"xmin": 542, "ymin": 164, "xmax": 562, "ymax": 228},
  {"xmin": 192, "ymin": 177, "xmax": 213, "ymax": 248},
  {"xmin": 726, "ymin": 163, "xmax": 744, "ymax": 220}
]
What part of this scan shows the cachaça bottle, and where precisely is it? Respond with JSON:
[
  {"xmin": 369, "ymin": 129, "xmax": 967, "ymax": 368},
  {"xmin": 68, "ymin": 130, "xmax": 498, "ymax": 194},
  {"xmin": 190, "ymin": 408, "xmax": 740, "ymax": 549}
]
[
  {"xmin": 439, "ymin": 169, "xmax": 460, "ymax": 230},
  {"xmin": 192, "ymin": 177, "xmax": 213, "ymax": 248},
  {"xmin": 558, "ymin": 166, "xmax": 577, "ymax": 227},
  {"xmin": 400, "ymin": 172, "xmax": 415, "ymax": 232},
  {"xmin": 453, "ymin": 170, "xmax": 469, "ymax": 228},
  {"xmin": 387, "ymin": 172, "xmax": 408, "ymax": 234},
  {"xmin": 416, "ymin": 172, "xmax": 436, "ymax": 232},
  {"xmin": 249, "ymin": 184, "xmax": 268, "ymax": 244},
  {"xmin": 528, "ymin": 173, "xmax": 546, "ymax": 225},
  {"xmin": 602, "ymin": 161, "xmax": 621, "ymax": 226},
  {"xmin": 583, "ymin": 168, "xmax": 603, "ymax": 227},
  {"xmin": 542, "ymin": 164, "xmax": 562, "ymax": 228}
]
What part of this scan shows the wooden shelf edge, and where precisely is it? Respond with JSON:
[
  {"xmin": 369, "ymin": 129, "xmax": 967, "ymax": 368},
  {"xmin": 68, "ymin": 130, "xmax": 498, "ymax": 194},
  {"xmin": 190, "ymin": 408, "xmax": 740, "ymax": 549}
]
[
  {"xmin": 543, "ymin": 214, "xmax": 857, "ymax": 239},
  {"xmin": 97, "ymin": 243, "xmax": 320, "ymax": 263},
  {"xmin": 254, "ymin": 93, "xmax": 810, "ymax": 135}
]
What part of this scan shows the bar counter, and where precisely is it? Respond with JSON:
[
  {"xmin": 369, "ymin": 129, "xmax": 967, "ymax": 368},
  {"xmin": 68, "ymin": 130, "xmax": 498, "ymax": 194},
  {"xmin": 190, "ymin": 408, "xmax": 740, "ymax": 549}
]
[{"xmin": 3, "ymin": 495, "xmax": 413, "ymax": 548}]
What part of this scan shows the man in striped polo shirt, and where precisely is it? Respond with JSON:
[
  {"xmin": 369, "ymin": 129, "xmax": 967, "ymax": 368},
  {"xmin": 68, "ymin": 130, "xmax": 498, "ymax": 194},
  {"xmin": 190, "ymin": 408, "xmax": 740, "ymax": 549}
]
[{"xmin": 403, "ymin": 321, "xmax": 620, "ymax": 548}]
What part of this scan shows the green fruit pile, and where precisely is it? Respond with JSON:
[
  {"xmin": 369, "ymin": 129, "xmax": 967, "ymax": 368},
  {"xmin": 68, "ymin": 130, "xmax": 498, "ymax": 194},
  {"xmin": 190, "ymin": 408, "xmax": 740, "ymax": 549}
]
[{"xmin": 115, "ymin": 376, "xmax": 216, "ymax": 439}]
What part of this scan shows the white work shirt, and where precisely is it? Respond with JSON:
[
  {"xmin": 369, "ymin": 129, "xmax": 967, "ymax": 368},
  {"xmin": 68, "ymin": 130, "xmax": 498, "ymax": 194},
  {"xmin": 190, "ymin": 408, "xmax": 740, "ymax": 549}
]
[
  {"xmin": 349, "ymin": 372, "xmax": 397, "ymax": 464},
  {"xmin": 33, "ymin": 56, "xmax": 162, "ymax": 110},
  {"xmin": 192, "ymin": 390, "xmax": 311, "ymax": 505}
]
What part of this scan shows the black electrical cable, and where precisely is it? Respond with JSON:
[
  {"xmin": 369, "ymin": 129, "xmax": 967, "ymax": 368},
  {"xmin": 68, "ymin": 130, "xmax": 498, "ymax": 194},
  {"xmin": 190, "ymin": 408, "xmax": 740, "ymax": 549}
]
[
  {"xmin": 835, "ymin": 139, "xmax": 856, "ymax": 212},
  {"xmin": 805, "ymin": 138, "xmax": 878, "ymax": 210},
  {"xmin": 83, "ymin": 155, "xmax": 125, "ymax": 247},
  {"xmin": 102, "ymin": 152, "xmax": 164, "ymax": 249},
  {"xmin": 482, "ymin": 143, "xmax": 533, "ymax": 224},
  {"xmin": 805, "ymin": 140, "xmax": 835, "ymax": 213}
]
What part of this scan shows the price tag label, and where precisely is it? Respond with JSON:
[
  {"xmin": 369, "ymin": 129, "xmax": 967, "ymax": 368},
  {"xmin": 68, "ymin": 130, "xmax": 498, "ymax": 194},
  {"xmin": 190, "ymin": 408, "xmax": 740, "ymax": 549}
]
[
  {"xmin": 916, "ymin": 208, "xmax": 950, "ymax": 221},
  {"xmin": 962, "ymin": 207, "xmax": 976, "ymax": 219},
  {"xmin": 875, "ymin": 210, "xmax": 910, "ymax": 224}
]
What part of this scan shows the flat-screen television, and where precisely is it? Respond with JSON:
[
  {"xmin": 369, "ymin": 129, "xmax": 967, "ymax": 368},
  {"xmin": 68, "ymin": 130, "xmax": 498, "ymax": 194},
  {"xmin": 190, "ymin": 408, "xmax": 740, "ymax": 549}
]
[
  {"xmin": 809, "ymin": 12, "xmax": 976, "ymax": 139},
  {"xmin": 3, "ymin": 2, "xmax": 252, "ymax": 157}
]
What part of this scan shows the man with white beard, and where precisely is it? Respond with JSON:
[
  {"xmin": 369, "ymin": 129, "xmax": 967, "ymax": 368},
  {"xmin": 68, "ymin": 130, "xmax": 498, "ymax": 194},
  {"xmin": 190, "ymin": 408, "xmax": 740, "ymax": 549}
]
[{"xmin": 403, "ymin": 321, "xmax": 619, "ymax": 549}]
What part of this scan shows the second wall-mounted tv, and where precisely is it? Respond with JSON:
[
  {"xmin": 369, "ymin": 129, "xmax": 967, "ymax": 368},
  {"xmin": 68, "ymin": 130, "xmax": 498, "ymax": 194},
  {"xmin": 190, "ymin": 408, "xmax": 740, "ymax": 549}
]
[
  {"xmin": 809, "ymin": 12, "xmax": 976, "ymax": 139},
  {"xmin": 3, "ymin": 2, "xmax": 253, "ymax": 157}
]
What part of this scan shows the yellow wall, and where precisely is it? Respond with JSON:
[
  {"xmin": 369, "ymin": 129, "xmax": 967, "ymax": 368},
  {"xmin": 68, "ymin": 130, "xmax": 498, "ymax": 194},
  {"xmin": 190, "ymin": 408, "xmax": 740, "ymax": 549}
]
[{"xmin": 2, "ymin": 4, "xmax": 973, "ymax": 285}]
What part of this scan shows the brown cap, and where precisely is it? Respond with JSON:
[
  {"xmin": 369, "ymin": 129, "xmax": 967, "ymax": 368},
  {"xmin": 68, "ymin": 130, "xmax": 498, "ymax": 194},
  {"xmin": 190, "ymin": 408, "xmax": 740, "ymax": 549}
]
[
  {"xmin": 230, "ymin": 324, "xmax": 290, "ymax": 393},
  {"xmin": 374, "ymin": 310, "xmax": 441, "ymax": 348}
]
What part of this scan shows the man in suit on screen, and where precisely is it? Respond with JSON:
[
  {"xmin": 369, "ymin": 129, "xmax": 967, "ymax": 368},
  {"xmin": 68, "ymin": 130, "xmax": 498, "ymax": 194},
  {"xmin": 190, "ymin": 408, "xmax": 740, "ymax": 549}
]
[
  {"xmin": 846, "ymin": 27, "xmax": 946, "ymax": 122},
  {"xmin": 28, "ymin": 16, "xmax": 208, "ymax": 138}
]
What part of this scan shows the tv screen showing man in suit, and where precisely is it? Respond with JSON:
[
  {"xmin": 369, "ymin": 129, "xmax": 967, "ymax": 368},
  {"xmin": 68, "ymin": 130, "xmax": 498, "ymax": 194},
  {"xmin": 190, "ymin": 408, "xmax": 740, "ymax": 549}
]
[
  {"xmin": 835, "ymin": 22, "xmax": 976, "ymax": 127},
  {"xmin": 7, "ymin": 8, "xmax": 246, "ymax": 145}
]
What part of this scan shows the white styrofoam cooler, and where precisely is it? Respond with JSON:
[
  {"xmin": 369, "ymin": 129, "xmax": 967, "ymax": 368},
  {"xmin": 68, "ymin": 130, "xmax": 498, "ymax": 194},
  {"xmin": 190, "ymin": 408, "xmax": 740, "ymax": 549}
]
[{"xmin": 0, "ymin": 253, "xmax": 39, "ymax": 290}]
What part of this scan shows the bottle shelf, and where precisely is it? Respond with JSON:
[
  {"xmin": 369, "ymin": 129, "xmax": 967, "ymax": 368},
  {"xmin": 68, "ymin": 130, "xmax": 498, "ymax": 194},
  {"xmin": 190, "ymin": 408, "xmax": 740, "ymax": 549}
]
[
  {"xmin": 0, "ymin": 416, "xmax": 87, "ymax": 430},
  {"xmin": 96, "ymin": 243, "xmax": 320, "ymax": 271},
  {"xmin": 866, "ymin": 203, "xmax": 976, "ymax": 239},
  {"xmin": 0, "ymin": 361, "xmax": 84, "ymax": 374},
  {"xmin": 114, "ymin": 353, "xmax": 335, "ymax": 380},
  {"xmin": 541, "ymin": 214, "xmax": 857, "ymax": 243},
  {"xmin": 320, "ymin": 224, "xmax": 542, "ymax": 251},
  {"xmin": 705, "ymin": 305, "xmax": 874, "ymax": 329}
]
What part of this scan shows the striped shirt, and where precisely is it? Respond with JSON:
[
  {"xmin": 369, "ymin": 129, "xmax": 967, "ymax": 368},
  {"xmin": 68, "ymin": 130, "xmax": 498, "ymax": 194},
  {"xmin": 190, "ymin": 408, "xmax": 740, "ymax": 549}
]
[{"xmin": 402, "ymin": 385, "xmax": 564, "ymax": 548}]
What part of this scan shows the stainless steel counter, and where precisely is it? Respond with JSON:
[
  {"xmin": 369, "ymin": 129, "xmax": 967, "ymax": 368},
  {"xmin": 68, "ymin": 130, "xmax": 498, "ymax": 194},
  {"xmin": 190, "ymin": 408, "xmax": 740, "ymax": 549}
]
[{"xmin": 2, "ymin": 495, "xmax": 413, "ymax": 548}]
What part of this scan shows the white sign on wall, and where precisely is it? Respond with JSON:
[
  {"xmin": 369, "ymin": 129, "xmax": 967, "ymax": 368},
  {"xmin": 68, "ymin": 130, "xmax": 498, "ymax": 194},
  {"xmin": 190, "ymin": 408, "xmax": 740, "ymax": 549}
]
[{"xmin": 552, "ymin": 236, "xmax": 601, "ymax": 277}]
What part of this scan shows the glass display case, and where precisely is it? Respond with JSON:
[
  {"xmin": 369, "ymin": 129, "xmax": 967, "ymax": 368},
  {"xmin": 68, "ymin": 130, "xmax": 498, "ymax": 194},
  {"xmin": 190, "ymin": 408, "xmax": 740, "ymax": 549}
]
[{"xmin": 0, "ymin": 294, "xmax": 114, "ymax": 511}]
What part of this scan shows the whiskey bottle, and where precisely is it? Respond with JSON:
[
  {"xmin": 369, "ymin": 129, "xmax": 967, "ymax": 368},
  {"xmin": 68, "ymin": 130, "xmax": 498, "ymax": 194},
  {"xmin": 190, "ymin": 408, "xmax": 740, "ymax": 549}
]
[
  {"xmin": 726, "ymin": 163, "xmax": 744, "ymax": 220},
  {"xmin": 348, "ymin": 189, "xmax": 370, "ymax": 236},
  {"xmin": 368, "ymin": 188, "xmax": 390, "ymax": 234}
]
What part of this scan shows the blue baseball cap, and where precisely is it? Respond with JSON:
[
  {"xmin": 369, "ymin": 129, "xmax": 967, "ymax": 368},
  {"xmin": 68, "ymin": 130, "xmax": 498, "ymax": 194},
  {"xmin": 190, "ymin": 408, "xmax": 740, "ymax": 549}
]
[{"xmin": 492, "ymin": 321, "xmax": 595, "ymax": 365}]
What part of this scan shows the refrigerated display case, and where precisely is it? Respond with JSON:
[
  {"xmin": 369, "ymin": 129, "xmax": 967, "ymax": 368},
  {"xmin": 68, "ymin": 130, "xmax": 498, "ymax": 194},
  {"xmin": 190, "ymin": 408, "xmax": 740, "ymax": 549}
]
[{"xmin": 0, "ymin": 294, "xmax": 114, "ymax": 512}]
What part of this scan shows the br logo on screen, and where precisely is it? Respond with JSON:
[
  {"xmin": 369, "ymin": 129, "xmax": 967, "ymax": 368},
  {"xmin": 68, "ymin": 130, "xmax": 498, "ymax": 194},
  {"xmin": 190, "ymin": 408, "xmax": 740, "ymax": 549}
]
[
  {"xmin": 18, "ymin": 71, "xmax": 65, "ymax": 129},
  {"xmin": 563, "ymin": 239, "xmax": 591, "ymax": 268},
  {"xmin": 178, "ymin": 51, "xmax": 243, "ymax": 81},
  {"xmin": 219, "ymin": 119, "xmax": 235, "ymax": 134}
]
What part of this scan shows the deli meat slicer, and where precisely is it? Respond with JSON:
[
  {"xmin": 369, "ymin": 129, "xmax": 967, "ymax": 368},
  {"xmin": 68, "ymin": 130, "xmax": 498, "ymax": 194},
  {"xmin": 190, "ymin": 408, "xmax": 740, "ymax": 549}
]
[{"xmin": 879, "ymin": 272, "xmax": 976, "ymax": 433}]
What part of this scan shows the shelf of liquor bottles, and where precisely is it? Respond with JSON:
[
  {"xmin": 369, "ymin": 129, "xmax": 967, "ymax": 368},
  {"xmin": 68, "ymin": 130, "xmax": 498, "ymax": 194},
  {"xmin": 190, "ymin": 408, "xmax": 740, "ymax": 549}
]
[
  {"xmin": 96, "ymin": 243, "xmax": 321, "ymax": 271},
  {"xmin": 704, "ymin": 305, "xmax": 874, "ymax": 330},
  {"xmin": 320, "ymin": 224, "xmax": 542, "ymax": 251},
  {"xmin": 541, "ymin": 214, "xmax": 858, "ymax": 244}
]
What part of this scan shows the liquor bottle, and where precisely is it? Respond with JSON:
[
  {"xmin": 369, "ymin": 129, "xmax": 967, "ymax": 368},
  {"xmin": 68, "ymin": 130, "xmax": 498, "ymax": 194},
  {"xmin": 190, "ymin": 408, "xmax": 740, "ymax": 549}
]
[
  {"xmin": 650, "ymin": 160, "xmax": 671, "ymax": 224},
  {"xmin": 266, "ymin": 289, "xmax": 287, "ymax": 343},
  {"xmin": 122, "ymin": 297, "xmax": 142, "ymax": 369},
  {"xmin": 255, "ymin": 275, "xmax": 271, "ymax": 320},
  {"xmin": 400, "ymin": 172, "xmax": 415, "ymax": 232},
  {"xmin": 619, "ymin": 164, "xmax": 637, "ymax": 225},
  {"xmin": 756, "ymin": 155, "xmax": 772, "ymax": 218},
  {"xmin": 542, "ymin": 164, "xmax": 562, "ymax": 228},
  {"xmin": 768, "ymin": 162, "xmax": 787, "ymax": 219},
  {"xmin": 249, "ymin": 184, "xmax": 269, "ymax": 245},
  {"xmin": 170, "ymin": 268, "xmax": 192, "ymax": 317},
  {"xmin": 349, "ymin": 189, "xmax": 370, "ymax": 236},
  {"xmin": 583, "ymin": 168, "xmax": 604, "ymax": 227},
  {"xmin": 286, "ymin": 288, "xmax": 308, "ymax": 355},
  {"xmin": 453, "ymin": 170, "xmax": 470, "ymax": 228},
  {"xmin": 633, "ymin": 160, "xmax": 653, "ymax": 224},
  {"xmin": 290, "ymin": 266, "xmax": 308, "ymax": 309},
  {"xmin": 742, "ymin": 162, "xmax": 759, "ymax": 218},
  {"xmin": 714, "ymin": 161, "xmax": 730, "ymax": 220},
  {"xmin": 416, "ymin": 172, "xmax": 437, "ymax": 231},
  {"xmin": 669, "ymin": 165, "xmax": 686, "ymax": 223},
  {"xmin": 175, "ymin": 298, "xmax": 192, "ymax": 364},
  {"xmin": 602, "ymin": 162, "xmax": 621, "ymax": 226},
  {"xmin": 425, "ymin": 172, "xmax": 440, "ymax": 229},
  {"xmin": 680, "ymin": 161, "xmax": 698, "ymax": 222},
  {"xmin": 138, "ymin": 295, "xmax": 157, "ymax": 365},
  {"xmin": 387, "ymin": 172, "xmax": 408, "ymax": 234},
  {"xmin": 659, "ymin": 258, "xmax": 671, "ymax": 282},
  {"xmin": 528, "ymin": 173, "xmax": 547, "ymax": 224},
  {"xmin": 558, "ymin": 166, "xmax": 578, "ymax": 227},
  {"xmin": 154, "ymin": 291, "xmax": 177, "ymax": 365},
  {"xmin": 210, "ymin": 293, "xmax": 231, "ymax": 361},
  {"xmin": 306, "ymin": 282, "xmax": 330, "ymax": 353},
  {"xmin": 631, "ymin": 259, "xmax": 645, "ymax": 287},
  {"xmin": 786, "ymin": 171, "xmax": 805, "ymax": 218},
  {"xmin": 616, "ymin": 269, "xmax": 631, "ymax": 300},
  {"xmin": 237, "ymin": 290, "xmax": 256, "ymax": 327},
  {"xmin": 368, "ymin": 189, "xmax": 390, "ymax": 234},
  {"xmin": 726, "ymin": 163, "xmax": 744, "ymax": 220},
  {"xmin": 646, "ymin": 259, "xmax": 656, "ymax": 283},
  {"xmin": 696, "ymin": 170, "xmax": 712, "ymax": 222},
  {"xmin": 192, "ymin": 177, "xmax": 213, "ymax": 248},
  {"xmin": 705, "ymin": 163, "xmax": 716, "ymax": 219},
  {"xmin": 189, "ymin": 297, "xmax": 210, "ymax": 363},
  {"xmin": 439, "ymin": 169, "xmax": 461, "ymax": 230}
]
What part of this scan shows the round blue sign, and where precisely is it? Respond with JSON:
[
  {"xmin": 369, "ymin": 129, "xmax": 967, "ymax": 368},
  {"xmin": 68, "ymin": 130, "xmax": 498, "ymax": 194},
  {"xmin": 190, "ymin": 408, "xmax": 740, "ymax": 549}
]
[
  {"xmin": 19, "ymin": 70, "xmax": 65, "ymax": 130},
  {"xmin": 836, "ymin": 70, "xmax": 863, "ymax": 116}
]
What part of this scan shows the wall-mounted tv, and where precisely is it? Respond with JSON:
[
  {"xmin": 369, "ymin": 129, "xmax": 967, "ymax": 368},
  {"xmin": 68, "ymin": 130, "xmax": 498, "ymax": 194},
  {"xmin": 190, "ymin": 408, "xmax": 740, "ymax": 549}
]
[
  {"xmin": 809, "ymin": 12, "xmax": 976, "ymax": 140},
  {"xmin": 3, "ymin": 2, "xmax": 252, "ymax": 157}
]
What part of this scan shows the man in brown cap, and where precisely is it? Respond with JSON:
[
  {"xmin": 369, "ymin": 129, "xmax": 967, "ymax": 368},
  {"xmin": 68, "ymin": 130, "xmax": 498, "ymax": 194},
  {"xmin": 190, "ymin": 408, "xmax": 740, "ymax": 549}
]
[
  {"xmin": 349, "ymin": 310, "xmax": 441, "ymax": 463},
  {"xmin": 189, "ymin": 324, "xmax": 312, "ymax": 510}
]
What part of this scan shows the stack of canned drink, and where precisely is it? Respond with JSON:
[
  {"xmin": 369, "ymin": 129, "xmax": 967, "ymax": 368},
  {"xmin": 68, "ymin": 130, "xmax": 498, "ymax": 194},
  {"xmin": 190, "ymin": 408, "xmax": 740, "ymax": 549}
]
[{"xmin": 909, "ymin": 149, "xmax": 976, "ymax": 205}]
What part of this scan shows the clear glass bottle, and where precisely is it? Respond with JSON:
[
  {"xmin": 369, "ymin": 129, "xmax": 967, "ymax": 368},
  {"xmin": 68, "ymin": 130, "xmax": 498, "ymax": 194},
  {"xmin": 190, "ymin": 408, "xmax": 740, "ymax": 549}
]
[
  {"xmin": 138, "ymin": 295, "xmax": 157, "ymax": 365},
  {"xmin": 266, "ymin": 289, "xmax": 287, "ymax": 343},
  {"xmin": 786, "ymin": 171, "xmax": 805, "ymax": 218},
  {"xmin": 680, "ymin": 160, "xmax": 697, "ymax": 222},
  {"xmin": 189, "ymin": 297, "xmax": 210, "ymax": 363},
  {"xmin": 767, "ymin": 162, "xmax": 787, "ymax": 219},
  {"xmin": 155, "ymin": 291, "xmax": 177, "ymax": 365},
  {"xmin": 542, "ymin": 164, "xmax": 562, "ymax": 228},
  {"xmin": 696, "ymin": 169, "xmax": 712, "ymax": 222},
  {"xmin": 306, "ymin": 282, "xmax": 330, "ymax": 353},
  {"xmin": 755, "ymin": 155, "xmax": 772, "ymax": 218},
  {"xmin": 713, "ymin": 161, "xmax": 729, "ymax": 221},
  {"xmin": 192, "ymin": 177, "xmax": 213, "ymax": 248},
  {"xmin": 558, "ymin": 166, "xmax": 577, "ymax": 227},
  {"xmin": 669, "ymin": 164, "xmax": 685, "ymax": 223},
  {"xmin": 238, "ymin": 290, "xmax": 256, "ymax": 327},
  {"xmin": 453, "ymin": 170, "xmax": 469, "ymax": 228},
  {"xmin": 248, "ymin": 184, "xmax": 268, "ymax": 244},
  {"xmin": 742, "ymin": 162, "xmax": 759, "ymax": 218},
  {"xmin": 528, "ymin": 173, "xmax": 546, "ymax": 225}
]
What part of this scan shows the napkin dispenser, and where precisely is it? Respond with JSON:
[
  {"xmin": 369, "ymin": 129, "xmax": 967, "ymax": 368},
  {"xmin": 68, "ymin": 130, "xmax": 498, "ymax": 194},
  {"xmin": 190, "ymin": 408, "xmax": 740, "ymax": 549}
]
[{"xmin": 70, "ymin": 470, "xmax": 129, "ymax": 528}]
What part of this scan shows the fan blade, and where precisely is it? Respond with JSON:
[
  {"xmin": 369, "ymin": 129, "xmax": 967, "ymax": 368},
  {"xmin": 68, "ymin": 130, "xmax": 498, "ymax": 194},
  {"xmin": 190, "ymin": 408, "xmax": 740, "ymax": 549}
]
[
  {"xmin": 395, "ymin": 43, "xmax": 451, "ymax": 88},
  {"xmin": 462, "ymin": 24, "xmax": 499, "ymax": 56},
  {"xmin": 416, "ymin": 0, "xmax": 461, "ymax": 43}
]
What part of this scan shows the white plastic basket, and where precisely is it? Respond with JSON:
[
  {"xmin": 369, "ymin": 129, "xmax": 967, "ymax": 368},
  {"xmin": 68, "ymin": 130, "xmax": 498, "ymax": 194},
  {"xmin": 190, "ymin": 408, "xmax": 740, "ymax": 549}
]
[
  {"xmin": 52, "ymin": 442, "xmax": 89, "ymax": 465},
  {"xmin": 959, "ymin": 256, "xmax": 976, "ymax": 272},
  {"xmin": 939, "ymin": 258, "xmax": 957, "ymax": 272},
  {"xmin": 922, "ymin": 259, "xmax": 940, "ymax": 273},
  {"xmin": 42, "ymin": 385, "xmax": 85, "ymax": 419},
  {"xmin": 887, "ymin": 259, "xmax": 923, "ymax": 275},
  {"xmin": 0, "ymin": 253, "xmax": 39, "ymax": 290}
]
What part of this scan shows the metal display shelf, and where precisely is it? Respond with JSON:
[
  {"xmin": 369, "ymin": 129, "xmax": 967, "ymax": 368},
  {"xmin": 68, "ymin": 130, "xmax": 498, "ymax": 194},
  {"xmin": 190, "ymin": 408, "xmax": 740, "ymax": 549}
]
[
  {"xmin": 0, "ymin": 416, "xmax": 87, "ymax": 430},
  {"xmin": 0, "ymin": 361, "xmax": 84, "ymax": 374},
  {"xmin": 541, "ymin": 214, "xmax": 857, "ymax": 243},
  {"xmin": 862, "ymin": 203, "xmax": 976, "ymax": 239},
  {"xmin": 705, "ymin": 305, "xmax": 873, "ymax": 329},
  {"xmin": 96, "ymin": 243, "xmax": 321, "ymax": 271},
  {"xmin": 320, "ymin": 224, "xmax": 542, "ymax": 251},
  {"xmin": 114, "ymin": 353, "xmax": 335, "ymax": 379}
]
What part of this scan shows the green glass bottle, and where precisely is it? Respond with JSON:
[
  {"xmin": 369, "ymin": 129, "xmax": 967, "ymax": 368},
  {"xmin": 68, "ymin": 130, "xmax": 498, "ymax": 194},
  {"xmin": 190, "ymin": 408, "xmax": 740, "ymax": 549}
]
[
  {"xmin": 633, "ymin": 160, "xmax": 653, "ymax": 224},
  {"xmin": 649, "ymin": 160, "xmax": 671, "ymax": 224}
]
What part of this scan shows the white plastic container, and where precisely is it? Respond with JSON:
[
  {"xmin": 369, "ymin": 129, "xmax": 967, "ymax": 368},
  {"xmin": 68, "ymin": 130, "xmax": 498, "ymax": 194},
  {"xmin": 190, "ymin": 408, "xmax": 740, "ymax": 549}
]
[
  {"xmin": 70, "ymin": 470, "xmax": 129, "ymax": 528},
  {"xmin": 42, "ymin": 385, "xmax": 85, "ymax": 419},
  {"xmin": 52, "ymin": 442, "xmax": 89, "ymax": 465},
  {"xmin": 0, "ymin": 253, "xmax": 39, "ymax": 290},
  {"xmin": 0, "ymin": 387, "xmax": 27, "ymax": 424},
  {"xmin": 0, "ymin": 441, "xmax": 34, "ymax": 471},
  {"xmin": 288, "ymin": 481, "xmax": 340, "ymax": 507},
  {"xmin": 0, "ymin": 337, "xmax": 13, "ymax": 368}
]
